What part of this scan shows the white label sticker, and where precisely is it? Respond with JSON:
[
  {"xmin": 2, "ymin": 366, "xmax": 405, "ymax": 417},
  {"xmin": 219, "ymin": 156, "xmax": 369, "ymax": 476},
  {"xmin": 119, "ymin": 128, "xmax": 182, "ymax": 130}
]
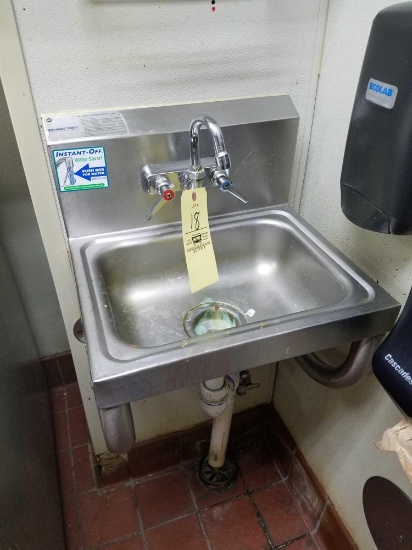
[
  {"xmin": 79, "ymin": 112, "xmax": 128, "ymax": 137},
  {"xmin": 53, "ymin": 146, "xmax": 109, "ymax": 192},
  {"xmin": 366, "ymin": 78, "xmax": 398, "ymax": 109},
  {"xmin": 44, "ymin": 112, "xmax": 128, "ymax": 142}
]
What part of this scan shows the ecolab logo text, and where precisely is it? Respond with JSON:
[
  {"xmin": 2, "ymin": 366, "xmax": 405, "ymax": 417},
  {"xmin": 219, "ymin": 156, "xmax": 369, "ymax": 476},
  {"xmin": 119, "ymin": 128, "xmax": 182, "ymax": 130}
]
[
  {"xmin": 369, "ymin": 82, "xmax": 394, "ymax": 97},
  {"xmin": 385, "ymin": 353, "xmax": 412, "ymax": 385}
]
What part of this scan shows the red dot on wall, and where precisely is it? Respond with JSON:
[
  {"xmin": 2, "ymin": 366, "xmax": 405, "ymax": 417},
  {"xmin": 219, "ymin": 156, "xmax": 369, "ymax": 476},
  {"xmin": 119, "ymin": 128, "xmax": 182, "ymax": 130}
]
[{"xmin": 212, "ymin": 5, "xmax": 216, "ymax": 10}]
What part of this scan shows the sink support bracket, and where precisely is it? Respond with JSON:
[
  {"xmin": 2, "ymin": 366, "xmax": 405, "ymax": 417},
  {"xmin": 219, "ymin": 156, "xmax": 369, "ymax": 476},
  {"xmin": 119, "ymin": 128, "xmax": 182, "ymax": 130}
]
[
  {"xmin": 295, "ymin": 336, "xmax": 383, "ymax": 388},
  {"xmin": 99, "ymin": 403, "xmax": 135, "ymax": 454}
]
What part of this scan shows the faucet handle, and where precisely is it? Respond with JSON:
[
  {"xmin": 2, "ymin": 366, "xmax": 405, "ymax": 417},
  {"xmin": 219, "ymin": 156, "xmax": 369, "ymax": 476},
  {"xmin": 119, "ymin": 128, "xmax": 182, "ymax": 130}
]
[
  {"xmin": 146, "ymin": 176, "xmax": 175, "ymax": 220},
  {"xmin": 211, "ymin": 169, "xmax": 248, "ymax": 204}
]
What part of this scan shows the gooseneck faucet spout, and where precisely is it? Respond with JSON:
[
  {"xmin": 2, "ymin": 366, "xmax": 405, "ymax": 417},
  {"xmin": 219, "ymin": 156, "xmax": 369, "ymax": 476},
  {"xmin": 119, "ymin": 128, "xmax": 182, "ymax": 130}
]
[{"xmin": 190, "ymin": 116, "xmax": 231, "ymax": 174}]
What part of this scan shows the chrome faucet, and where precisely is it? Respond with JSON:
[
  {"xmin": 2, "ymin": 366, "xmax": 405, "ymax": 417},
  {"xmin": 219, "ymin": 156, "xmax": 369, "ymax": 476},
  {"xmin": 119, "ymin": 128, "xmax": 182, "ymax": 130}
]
[
  {"xmin": 189, "ymin": 116, "xmax": 230, "ymax": 175},
  {"xmin": 141, "ymin": 115, "xmax": 247, "ymax": 220}
]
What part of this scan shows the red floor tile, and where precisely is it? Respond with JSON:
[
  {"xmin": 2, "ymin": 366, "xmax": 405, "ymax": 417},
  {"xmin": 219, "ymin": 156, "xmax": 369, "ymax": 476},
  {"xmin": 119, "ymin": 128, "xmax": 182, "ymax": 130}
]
[
  {"xmin": 185, "ymin": 462, "xmax": 247, "ymax": 510},
  {"xmin": 135, "ymin": 470, "xmax": 194, "ymax": 528},
  {"xmin": 99, "ymin": 533, "xmax": 144, "ymax": 549},
  {"xmin": 237, "ymin": 444, "xmax": 280, "ymax": 491},
  {"xmin": 145, "ymin": 515, "xmax": 208, "ymax": 550},
  {"xmin": 57, "ymin": 450, "xmax": 75, "ymax": 500},
  {"xmin": 50, "ymin": 388, "xmax": 66, "ymax": 413},
  {"xmin": 201, "ymin": 495, "xmax": 270, "ymax": 550},
  {"xmin": 79, "ymin": 486, "xmax": 139, "ymax": 548},
  {"xmin": 66, "ymin": 383, "xmax": 83, "ymax": 409},
  {"xmin": 286, "ymin": 453, "xmax": 326, "ymax": 530},
  {"xmin": 73, "ymin": 445, "xmax": 95, "ymax": 494},
  {"xmin": 98, "ymin": 464, "xmax": 130, "ymax": 489},
  {"xmin": 128, "ymin": 434, "xmax": 181, "ymax": 479},
  {"xmin": 253, "ymin": 483, "xmax": 308, "ymax": 547},
  {"xmin": 63, "ymin": 497, "xmax": 81, "ymax": 550},
  {"xmin": 53, "ymin": 410, "xmax": 70, "ymax": 452},
  {"xmin": 68, "ymin": 406, "xmax": 89, "ymax": 447}
]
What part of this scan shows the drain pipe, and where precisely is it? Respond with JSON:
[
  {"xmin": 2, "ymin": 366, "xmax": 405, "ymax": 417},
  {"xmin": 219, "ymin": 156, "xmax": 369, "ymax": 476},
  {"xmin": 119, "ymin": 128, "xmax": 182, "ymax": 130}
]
[
  {"xmin": 199, "ymin": 373, "xmax": 240, "ymax": 489},
  {"xmin": 295, "ymin": 336, "xmax": 383, "ymax": 388}
]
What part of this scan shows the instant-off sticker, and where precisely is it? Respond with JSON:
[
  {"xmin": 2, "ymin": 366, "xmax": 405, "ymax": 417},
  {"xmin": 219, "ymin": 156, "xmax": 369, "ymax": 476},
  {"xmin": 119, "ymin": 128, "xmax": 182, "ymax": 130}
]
[
  {"xmin": 181, "ymin": 188, "xmax": 219, "ymax": 293},
  {"xmin": 53, "ymin": 146, "xmax": 109, "ymax": 192}
]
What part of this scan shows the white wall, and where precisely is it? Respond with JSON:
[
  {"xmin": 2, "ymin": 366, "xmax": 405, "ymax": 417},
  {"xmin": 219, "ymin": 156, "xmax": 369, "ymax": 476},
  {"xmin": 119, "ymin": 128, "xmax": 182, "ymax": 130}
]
[
  {"xmin": 0, "ymin": 79, "xmax": 68, "ymax": 357},
  {"xmin": 4, "ymin": 0, "xmax": 327, "ymax": 452},
  {"xmin": 12, "ymin": 0, "xmax": 324, "ymax": 205},
  {"xmin": 275, "ymin": 1, "xmax": 412, "ymax": 549}
]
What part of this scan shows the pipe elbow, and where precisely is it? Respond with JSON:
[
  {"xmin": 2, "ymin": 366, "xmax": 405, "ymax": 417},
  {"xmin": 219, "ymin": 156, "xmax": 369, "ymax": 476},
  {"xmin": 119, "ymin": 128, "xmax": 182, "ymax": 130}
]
[
  {"xmin": 295, "ymin": 336, "xmax": 383, "ymax": 388},
  {"xmin": 99, "ymin": 403, "xmax": 136, "ymax": 454}
]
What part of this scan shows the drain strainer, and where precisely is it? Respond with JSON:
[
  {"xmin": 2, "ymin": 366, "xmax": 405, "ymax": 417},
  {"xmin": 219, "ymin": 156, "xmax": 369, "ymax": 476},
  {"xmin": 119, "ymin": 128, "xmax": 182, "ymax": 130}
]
[{"xmin": 184, "ymin": 301, "xmax": 248, "ymax": 337}]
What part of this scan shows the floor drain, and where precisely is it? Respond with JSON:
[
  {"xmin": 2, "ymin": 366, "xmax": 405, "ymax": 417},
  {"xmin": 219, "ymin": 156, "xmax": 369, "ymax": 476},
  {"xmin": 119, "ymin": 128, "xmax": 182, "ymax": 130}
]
[
  {"xmin": 198, "ymin": 454, "xmax": 238, "ymax": 492},
  {"xmin": 184, "ymin": 301, "xmax": 248, "ymax": 337}
]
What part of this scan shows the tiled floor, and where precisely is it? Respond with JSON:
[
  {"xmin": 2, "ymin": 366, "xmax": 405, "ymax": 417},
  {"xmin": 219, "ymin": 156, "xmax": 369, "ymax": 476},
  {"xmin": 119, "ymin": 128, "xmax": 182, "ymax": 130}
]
[{"xmin": 50, "ymin": 381, "xmax": 347, "ymax": 550}]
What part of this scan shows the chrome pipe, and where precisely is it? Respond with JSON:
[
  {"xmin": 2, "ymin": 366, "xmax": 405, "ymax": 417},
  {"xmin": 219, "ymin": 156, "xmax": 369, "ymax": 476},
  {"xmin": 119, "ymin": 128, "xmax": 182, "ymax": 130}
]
[
  {"xmin": 98, "ymin": 403, "xmax": 135, "ymax": 454},
  {"xmin": 295, "ymin": 336, "xmax": 383, "ymax": 388}
]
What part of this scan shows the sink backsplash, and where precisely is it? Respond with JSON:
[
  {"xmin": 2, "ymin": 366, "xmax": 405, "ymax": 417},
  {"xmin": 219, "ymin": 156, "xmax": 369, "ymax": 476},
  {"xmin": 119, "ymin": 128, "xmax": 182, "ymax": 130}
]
[{"xmin": 43, "ymin": 96, "xmax": 299, "ymax": 239}]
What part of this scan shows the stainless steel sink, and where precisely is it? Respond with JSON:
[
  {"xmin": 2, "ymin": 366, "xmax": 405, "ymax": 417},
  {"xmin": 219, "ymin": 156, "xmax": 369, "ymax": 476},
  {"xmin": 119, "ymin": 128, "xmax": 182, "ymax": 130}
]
[
  {"xmin": 44, "ymin": 97, "xmax": 400, "ymax": 454},
  {"xmin": 71, "ymin": 206, "xmax": 399, "ymax": 409}
]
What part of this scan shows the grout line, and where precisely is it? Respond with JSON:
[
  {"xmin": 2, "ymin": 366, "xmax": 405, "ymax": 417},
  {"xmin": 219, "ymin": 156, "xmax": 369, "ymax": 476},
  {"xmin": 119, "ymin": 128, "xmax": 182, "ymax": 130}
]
[
  {"xmin": 198, "ymin": 490, "xmax": 249, "ymax": 513},
  {"xmin": 240, "ymin": 473, "xmax": 274, "ymax": 549},
  {"xmin": 197, "ymin": 512, "xmax": 213, "ymax": 550},
  {"xmin": 309, "ymin": 499, "xmax": 330, "ymax": 537},
  {"xmin": 144, "ymin": 510, "xmax": 197, "ymax": 532},
  {"xmin": 182, "ymin": 465, "xmax": 200, "ymax": 511},
  {"xmin": 90, "ymin": 530, "xmax": 142, "ymax": 549},
  {"xmin": 248, "ymin": 493, "xmax": 275, "ymax": 550},
  {"xmin": 133, "ymin": 465, "xmax": 188, "ymax": 486},
  {"xmin": 249, "ymin": 477, "xmax": 284, "ymax": 496},
  {"xmin": 273, "ymin": 533, "xmax": 309, "ymax": 549},
  {"xmin": 261, "ymin": 429, "xmax": 290, "ymax": 483},
  {"xmin": 182, "ymin": 465, "xmax": 213, "ymax": 550},
  {"xmin": 63, "ymin": 388, "xmax": 85, "ymax": 550},
  {"xmin": 132, "ymin": 480, "xmax": 149, "ymax": 550}
]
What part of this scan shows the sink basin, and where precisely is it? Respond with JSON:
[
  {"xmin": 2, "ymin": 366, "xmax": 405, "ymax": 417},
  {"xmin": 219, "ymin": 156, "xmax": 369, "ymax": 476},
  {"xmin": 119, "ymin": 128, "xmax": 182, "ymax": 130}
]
[
  {"xmin": 98, "ymin": 214, "xmax": 355, "ymax": 347},
  {"xmin": 71, "ymin": 206, "xmax": 399, "ymax": 409}
]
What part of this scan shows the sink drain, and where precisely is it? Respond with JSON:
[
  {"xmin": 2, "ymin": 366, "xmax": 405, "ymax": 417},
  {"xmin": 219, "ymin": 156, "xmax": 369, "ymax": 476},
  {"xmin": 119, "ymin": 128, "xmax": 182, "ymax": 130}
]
[{"xmin": 184, "ymin": 301, "xmax": 248, "ymax": 337}]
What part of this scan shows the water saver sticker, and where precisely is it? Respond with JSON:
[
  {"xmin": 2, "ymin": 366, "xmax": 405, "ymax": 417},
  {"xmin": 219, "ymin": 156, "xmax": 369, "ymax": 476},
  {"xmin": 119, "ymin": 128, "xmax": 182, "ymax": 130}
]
[
  {"xmin": 53, "ymin": 146, "xmax": 109, "ymax": 192},
  {"xmin": 181, "ymin": 188, "xmax": 219, "ymax": 293}
]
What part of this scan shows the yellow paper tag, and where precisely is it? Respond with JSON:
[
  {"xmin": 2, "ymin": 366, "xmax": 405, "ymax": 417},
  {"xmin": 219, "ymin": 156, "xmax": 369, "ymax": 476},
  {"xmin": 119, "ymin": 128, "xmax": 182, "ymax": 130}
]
[{"xmin": 181, "ymin": 188, "xmax": 219, "ymax": 293}]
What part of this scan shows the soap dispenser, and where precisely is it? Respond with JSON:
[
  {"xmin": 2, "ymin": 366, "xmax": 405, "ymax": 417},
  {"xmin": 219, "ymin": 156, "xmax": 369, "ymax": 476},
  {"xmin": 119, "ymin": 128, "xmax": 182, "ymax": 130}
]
[{"xmin": 341, "ymin": 2, "xmax": 412, "ymax": 235}]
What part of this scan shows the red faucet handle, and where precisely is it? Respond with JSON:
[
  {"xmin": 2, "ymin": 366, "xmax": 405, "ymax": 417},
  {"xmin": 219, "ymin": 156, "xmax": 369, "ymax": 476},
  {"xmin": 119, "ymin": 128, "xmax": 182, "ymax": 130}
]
[{"xmin": 163, "ymin": 188, "xmax": 175, "ymax": 201}]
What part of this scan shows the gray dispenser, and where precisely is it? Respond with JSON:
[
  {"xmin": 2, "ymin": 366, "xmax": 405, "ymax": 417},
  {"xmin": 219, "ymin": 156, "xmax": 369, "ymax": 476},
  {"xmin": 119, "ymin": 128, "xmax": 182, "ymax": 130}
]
[{"xmin": 341, "ymin": 2, "xmax": 412, "ymax": 235}]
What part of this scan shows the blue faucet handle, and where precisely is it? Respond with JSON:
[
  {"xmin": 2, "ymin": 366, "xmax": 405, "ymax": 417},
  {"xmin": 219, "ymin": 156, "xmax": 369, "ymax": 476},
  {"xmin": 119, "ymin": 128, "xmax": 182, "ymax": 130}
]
[{"xmin": 220, "ymin": 180, "xmax": 231, "ymax": 191}]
